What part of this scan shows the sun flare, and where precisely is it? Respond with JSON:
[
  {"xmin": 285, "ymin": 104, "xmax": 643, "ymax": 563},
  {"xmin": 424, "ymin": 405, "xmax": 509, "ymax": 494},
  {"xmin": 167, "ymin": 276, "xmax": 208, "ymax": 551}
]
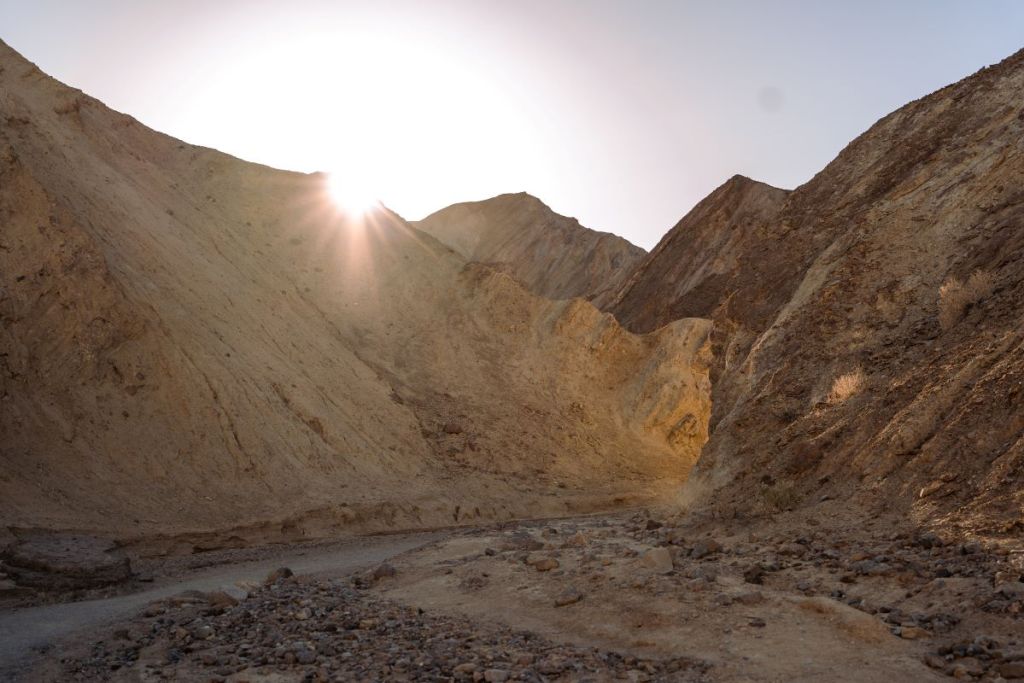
[{"xmin": 326, "ymin": 173, "xmax": 379, "ymax": 215}]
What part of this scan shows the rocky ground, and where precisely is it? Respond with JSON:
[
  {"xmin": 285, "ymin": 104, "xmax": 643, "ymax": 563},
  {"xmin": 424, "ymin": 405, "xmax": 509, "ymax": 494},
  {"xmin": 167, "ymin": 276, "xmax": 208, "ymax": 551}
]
[
  {"xmin": 25, "ymin": 509, "xmax": 1024, "ymax": 682},
  {"xmin": 40, "ymin": 569, "xmax": 708, "ymax": 682}
]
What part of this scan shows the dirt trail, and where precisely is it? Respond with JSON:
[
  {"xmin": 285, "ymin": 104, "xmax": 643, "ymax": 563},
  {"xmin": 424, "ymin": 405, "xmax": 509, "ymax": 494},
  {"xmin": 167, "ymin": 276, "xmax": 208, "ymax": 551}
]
[{"xmin": 0, "ymin": 531, "xmax": 443, "ymax": 681}]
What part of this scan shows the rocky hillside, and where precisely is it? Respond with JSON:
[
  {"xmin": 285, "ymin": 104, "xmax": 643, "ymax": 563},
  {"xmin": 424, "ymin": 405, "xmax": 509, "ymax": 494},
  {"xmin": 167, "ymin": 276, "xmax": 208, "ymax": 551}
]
[
  {"xmin": 613, "ymin": 50, "xmax": 1024, "ymax": 532},
  {"xmin": 608, "ymin": 175, "xmax": 790, "ymax": 333},
  {"xmin": 0, "ymin": 41, "xmax": 712, "ymax": 542},
  {"xmin": 415, "ymin": 193, "xmax": 644, "ymax": 304}
]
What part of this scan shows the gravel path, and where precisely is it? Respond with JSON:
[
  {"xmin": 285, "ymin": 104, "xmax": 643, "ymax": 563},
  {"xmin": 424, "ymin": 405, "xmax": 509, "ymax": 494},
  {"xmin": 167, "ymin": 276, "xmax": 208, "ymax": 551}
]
[{"xmin": 0, "ymin": 531, "xmax": 443, "ymax": 680}]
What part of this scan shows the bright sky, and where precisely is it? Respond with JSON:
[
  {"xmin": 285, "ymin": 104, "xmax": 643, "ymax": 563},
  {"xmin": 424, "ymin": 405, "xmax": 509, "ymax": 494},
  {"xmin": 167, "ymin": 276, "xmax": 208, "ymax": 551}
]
[{"xmin": 2, "ymin": 1, "xmax": 1022, "ymax": 248}]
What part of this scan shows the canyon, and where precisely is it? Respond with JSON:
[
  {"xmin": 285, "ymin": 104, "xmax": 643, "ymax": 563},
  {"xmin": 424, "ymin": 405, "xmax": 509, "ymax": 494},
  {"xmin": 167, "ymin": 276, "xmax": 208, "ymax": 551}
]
[{"xmin": 1, "ymin": 38, "xmax": 1023, "ymax": 683}]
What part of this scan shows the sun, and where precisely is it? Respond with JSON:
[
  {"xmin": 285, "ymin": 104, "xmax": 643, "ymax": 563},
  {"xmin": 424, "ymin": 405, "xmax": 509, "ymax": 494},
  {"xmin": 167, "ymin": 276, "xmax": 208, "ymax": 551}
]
[{"xmin": 326, "ymin": 173, "xmax": 379, "ymax": 215}]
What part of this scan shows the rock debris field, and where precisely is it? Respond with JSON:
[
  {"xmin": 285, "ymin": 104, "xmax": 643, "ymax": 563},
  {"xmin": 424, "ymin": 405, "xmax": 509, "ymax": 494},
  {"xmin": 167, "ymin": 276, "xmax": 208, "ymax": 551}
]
[
  {"xmin": 49, "ymin": 566, "xmax": 707, "ymax": 682},
  {"xmin": 33, "ymin": 510, "xmax": 1024, "ymax": 682}
]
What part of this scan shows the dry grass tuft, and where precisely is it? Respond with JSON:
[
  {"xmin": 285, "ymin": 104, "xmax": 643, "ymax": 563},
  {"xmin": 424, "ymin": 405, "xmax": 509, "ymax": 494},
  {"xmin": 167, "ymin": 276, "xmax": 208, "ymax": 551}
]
[
  {"xmin": 827, "ymin": 367, "xmax": 865, "ymax": 405},
  {"xmin": 939, "ymin": 270, "xmax": 995, "ymax": 331}
]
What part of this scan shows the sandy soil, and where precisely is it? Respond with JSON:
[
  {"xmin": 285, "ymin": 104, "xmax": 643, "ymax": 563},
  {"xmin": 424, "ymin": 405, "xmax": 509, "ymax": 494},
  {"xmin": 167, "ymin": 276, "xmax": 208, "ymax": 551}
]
[{"xmin": 374, "ymin": 509, "xmax": 1023, "ymax": 681}]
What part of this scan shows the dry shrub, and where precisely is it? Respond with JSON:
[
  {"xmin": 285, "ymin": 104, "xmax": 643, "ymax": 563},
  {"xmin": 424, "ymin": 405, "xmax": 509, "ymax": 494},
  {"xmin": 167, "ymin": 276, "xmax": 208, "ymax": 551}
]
[
  {"xmin": 939, "ymin": 270, "xmax": 995, "ymax": 331},
  {"xmin": 762, "ymin": 483, "xmax": 801, "ymax": 512},
  {"xmin": 827, "ymin": 367, "xmax": 865, "ymax": 405}
]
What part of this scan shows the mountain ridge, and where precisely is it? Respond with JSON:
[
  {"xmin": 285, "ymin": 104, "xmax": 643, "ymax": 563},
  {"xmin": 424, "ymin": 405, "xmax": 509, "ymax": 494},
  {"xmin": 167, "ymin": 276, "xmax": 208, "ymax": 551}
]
[
  {"xmin": 415, "ymin": 191, "xmax": 645, "ymax": 304},
  {"xmin": 611, "ymin": 45, "xmax": 1024, "ymax": 531}
]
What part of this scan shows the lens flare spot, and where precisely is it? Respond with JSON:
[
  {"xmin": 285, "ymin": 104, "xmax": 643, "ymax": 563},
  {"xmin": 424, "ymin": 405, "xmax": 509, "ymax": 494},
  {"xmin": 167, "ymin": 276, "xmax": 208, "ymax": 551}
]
[{"xmin": 326, "ymin": 173, "xmax": 378, "ymax": 215}]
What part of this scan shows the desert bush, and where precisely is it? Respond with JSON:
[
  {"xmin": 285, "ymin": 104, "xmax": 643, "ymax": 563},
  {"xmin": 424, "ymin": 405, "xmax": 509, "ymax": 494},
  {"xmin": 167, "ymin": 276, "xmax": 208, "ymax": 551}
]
[
  {"xmin": 827, "ymin": 367, "xmax": 865, "ymax": 405},
  {"xmin": 762, "ymin": 483, "xmax": 801, "ymax": 512},
  {"xmin": 938, "ymin": 269, "xmax": 995, "ymax": 331}
]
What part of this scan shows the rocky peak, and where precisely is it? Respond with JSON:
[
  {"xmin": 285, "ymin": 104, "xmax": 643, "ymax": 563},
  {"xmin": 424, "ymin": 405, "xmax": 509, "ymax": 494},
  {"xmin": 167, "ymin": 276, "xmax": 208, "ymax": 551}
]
[{"xmin": 415, "ymin": 193, "xmax": 645, "ymax": 303}]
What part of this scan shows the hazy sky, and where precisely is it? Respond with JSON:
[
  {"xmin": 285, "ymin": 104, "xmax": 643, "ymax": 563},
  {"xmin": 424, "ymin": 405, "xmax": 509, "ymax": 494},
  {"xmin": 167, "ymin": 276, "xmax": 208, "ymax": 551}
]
[{"xmin": 2, "ymin": 1, "xmax": 1023, "ymax": 248}]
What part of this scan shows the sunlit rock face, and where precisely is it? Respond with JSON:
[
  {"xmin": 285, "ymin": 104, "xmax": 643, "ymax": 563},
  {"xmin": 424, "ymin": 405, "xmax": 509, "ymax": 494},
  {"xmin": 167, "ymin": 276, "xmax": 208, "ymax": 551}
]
[
  {"xmin": 0, "ymin": 40, "xmax": 711, "ymax": 541},
  {"xmin": 415, "ymin": 192, "xmax": 645, "ymax": 306},
  {"xmin": 609, "ymin": 49, "xmax": 1024, "ymax": 529},
  {"xmin": 606, "ymin": 175, "xmax": 792, "ymax": 439}
]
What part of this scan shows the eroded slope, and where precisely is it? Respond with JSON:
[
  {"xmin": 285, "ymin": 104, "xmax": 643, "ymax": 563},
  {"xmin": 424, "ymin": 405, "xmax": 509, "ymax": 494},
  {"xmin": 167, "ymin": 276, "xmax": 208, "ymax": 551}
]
[
  {"xmin": 416, "ymin": 193, "xmax": 645, "ymax": 304},
  {"xmin": 0, "ymin": 41, "xmax": 710, "ymax": 541}
]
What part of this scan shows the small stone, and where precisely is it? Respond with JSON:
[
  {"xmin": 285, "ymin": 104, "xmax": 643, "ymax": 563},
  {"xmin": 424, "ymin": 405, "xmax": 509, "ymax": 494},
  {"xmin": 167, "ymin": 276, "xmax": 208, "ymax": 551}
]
[
  {"xmin": 691, "ymin": 539, "xmax": 723, "ymax": 559},
  {"xmin": 442, "ymin": 421, "xmax": 464, "ymax": 434},
  {"xmin": 662, "ymin": 528, "xmax": 687, "ymax": 545},
  {"xmin": 685, "ymin": 564, "xmax": 718, "ymax": 582},
  {"xmin": 734, "ymin": 591, "xmax": 764, "ymax": 605},
  {"xmin": 526, "ymin": 554, "xmax": 560, "ymax": 571},
  {"xmin": 743, "ymin": 567, "xmax": 765, "ymax": 584},
  {"xmin": 999, "ymin": 661, "xmax": 1024, "ymax": 679},
  {"xmin": 202, "ymin": 590, "xmax": 239, "ymax": 609},
  {"xmin": 142, "ymin": 603, "xmax": 164, "ymax": 617},
  {"xmin": 453, "ymin": 662, "xmax": 477, "ymax": 674},
  {"xmin": 778, "ymin": 542, "xmax": 807, "ymax": 557},
  {"xmin": 952, "ymin": 657, "xmax": 985, "ymax": 678},
  {"xmin": 263, "ymin": 567, "xmax": 294, "ymax": 585},
  {"xmin": 537, "ymin": 655, "xmax": 568, "ymax": 675},
  {"xmin": 499, "ymin": 532, "xmax": 544, "ymax": 552},
  {"xmin": 915, "ymin": 532, "xmax": 943, "ymax": 549},
  {"xmin": 850, "ymin": 560, "xmax": 891, "ymax": 576},
  {"xmin": 898, "ymin": 626, "xmax": 929, "ymax": 640},
  {"xmin": 564, "ymin": 532, "xmax": 589, "ymax": 547},
  {"xmin": 484, "ymin": 669, "xmax": 510, "ymax": 682},
  {"xmin": 554, "ymin": 587, "xmax": 583, "ymax": 607},
  {"xmin": 372, "ymin": 563, "xmax": 397, "ymax": 581},
  {"xmin": 687, "ymin": 578, "xmax": 711, "ymax": 592},
  {"xmin": 639, "ymin": 547, "xmax": 673, "ymax": 573},
  {"xmin": 191, "ymin": 624, "xmax": 214, "ymax": 640},
  {"xmin": 996, "ymin": 581, "xmax": 1024, "ymax": 600}
]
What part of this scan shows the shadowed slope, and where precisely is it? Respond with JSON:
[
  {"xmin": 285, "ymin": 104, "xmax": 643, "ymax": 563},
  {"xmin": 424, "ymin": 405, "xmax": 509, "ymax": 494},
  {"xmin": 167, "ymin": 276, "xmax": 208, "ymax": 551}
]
[
  {"xmin": 609, "ymin": 175, "xmax": 790, "ymax": 334},
  {"xmin": 609, "ymin": 48, "xmax": 1024, "ymax": 531}
]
